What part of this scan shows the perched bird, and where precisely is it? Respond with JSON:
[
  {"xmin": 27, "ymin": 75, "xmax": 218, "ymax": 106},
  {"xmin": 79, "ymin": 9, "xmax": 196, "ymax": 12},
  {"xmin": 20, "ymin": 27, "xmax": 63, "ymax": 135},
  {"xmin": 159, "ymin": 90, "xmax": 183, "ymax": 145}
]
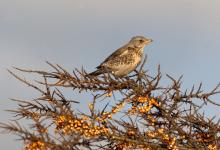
[{"xmin": 89, "ymin": 36, "xmax": 153, "ymax": 77}]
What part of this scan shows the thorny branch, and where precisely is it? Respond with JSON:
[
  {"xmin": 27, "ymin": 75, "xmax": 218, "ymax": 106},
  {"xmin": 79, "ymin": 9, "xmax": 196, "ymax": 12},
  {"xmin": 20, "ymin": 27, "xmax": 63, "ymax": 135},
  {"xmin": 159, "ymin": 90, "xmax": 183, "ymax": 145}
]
[{"xmin": 1, "ymin": 60, "xmax": 220, "ymax": 150}]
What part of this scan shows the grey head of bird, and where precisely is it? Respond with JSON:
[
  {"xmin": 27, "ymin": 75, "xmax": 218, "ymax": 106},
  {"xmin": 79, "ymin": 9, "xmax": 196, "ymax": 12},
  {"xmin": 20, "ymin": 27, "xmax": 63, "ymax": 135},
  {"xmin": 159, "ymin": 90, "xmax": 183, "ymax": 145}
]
[{"xmin": 128, "ymin": 36, "xmax": 153, "ymax": 48}]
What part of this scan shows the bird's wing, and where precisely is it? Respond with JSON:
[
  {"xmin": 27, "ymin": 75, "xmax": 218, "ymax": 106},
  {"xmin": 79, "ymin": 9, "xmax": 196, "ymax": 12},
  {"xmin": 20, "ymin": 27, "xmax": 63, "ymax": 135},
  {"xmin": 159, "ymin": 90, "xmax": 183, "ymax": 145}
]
[{"xmin": 100, "ymin": 44, "xmax": 133, "ymax": 65}]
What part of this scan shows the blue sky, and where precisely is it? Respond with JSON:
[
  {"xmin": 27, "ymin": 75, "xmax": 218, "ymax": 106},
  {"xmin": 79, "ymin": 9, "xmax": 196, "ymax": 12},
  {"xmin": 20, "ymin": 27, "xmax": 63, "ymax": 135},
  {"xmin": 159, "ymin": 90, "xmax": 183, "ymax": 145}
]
[{"xmin": 1, "ymin": 0, "xmax": 220, "ymax": 149}]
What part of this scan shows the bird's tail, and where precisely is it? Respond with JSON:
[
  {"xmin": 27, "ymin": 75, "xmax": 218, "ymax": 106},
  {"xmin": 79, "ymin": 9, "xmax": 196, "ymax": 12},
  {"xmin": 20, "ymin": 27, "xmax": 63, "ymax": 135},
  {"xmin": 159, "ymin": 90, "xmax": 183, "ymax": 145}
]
[
  {"xmin": 88, "ymin": 66, "xmax": 111, "ymax": 76},
  {"xmin": 88, "ymin": 69, "xmax": 104, "ymax": 76}
]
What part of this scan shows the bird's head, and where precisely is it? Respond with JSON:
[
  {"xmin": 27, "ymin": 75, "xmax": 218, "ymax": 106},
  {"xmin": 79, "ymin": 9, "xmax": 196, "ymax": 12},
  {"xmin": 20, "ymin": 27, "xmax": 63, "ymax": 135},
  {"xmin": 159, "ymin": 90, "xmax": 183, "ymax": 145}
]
[{"xmin": 129, "ymin": 36, "xmax": 153, "ymax": 48}]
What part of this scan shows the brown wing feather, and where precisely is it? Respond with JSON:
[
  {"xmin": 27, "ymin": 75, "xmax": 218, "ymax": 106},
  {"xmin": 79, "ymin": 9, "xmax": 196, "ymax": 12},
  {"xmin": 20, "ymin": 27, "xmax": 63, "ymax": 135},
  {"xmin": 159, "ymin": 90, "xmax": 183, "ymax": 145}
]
[{"xmin": 99, "ymin": 44, "xmax": 135, "ymax": 66}]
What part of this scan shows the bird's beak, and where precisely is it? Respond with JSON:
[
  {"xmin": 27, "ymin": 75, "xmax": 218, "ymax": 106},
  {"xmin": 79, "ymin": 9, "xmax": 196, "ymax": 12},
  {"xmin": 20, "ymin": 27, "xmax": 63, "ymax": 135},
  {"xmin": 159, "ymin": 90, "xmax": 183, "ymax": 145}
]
[{"xmin": 144, "ymin": 39, "xmax": 153, "ymax": 44}]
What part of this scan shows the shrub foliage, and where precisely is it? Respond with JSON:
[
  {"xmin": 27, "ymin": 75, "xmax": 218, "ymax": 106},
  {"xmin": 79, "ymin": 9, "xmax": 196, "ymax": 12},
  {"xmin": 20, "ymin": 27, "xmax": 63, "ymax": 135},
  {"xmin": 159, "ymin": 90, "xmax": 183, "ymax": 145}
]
[{"xmin": 1, "ymin": 60, "xmax": 220, "ymax": 150}]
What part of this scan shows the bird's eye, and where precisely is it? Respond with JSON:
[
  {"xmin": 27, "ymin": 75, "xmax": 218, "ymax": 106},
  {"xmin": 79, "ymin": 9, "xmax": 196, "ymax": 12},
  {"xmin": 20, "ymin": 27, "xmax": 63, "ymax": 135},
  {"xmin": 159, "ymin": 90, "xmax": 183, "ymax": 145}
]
[{"xmin": 139, "ymin": 39, "xmax": 144, "ymax": 43}]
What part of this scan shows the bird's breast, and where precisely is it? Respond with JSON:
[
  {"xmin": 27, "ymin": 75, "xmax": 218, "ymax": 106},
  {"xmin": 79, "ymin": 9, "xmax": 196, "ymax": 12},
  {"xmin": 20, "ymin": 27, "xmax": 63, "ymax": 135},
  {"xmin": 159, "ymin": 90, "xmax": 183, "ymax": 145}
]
[{"xmin": 112, "ymin": 53, "xmax": 143, "ymax": 77}]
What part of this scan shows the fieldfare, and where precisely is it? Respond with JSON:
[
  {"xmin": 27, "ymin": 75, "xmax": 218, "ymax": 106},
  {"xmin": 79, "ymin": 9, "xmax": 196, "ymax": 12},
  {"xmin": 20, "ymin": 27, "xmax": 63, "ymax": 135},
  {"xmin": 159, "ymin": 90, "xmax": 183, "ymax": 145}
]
[{"xmin": 89, "ymin": 36, "xmax": 153, "ymax": 77}]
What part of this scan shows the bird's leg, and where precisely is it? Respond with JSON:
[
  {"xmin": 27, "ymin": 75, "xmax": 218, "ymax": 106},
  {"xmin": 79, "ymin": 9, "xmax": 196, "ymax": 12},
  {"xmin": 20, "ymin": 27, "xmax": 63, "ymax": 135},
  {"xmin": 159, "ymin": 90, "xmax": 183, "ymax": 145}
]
[
  {"xmin": 134, "ymin": 69, "xmax": 139, "ymax": 74},
  {"xmin": 127, "ymin": 69, "xmax": 139, "ymax": 78},
  {"xmin": 124, "ymin": 76, "xmax": 130, "ymax": 80}
]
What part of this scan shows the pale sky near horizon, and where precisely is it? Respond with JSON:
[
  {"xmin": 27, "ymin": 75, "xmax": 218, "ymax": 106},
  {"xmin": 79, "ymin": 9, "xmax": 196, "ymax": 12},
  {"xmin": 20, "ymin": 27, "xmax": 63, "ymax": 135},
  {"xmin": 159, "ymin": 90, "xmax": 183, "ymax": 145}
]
[{"xmin": 1, "ymin": 0, "xmax": 220, "ymax": 149}]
